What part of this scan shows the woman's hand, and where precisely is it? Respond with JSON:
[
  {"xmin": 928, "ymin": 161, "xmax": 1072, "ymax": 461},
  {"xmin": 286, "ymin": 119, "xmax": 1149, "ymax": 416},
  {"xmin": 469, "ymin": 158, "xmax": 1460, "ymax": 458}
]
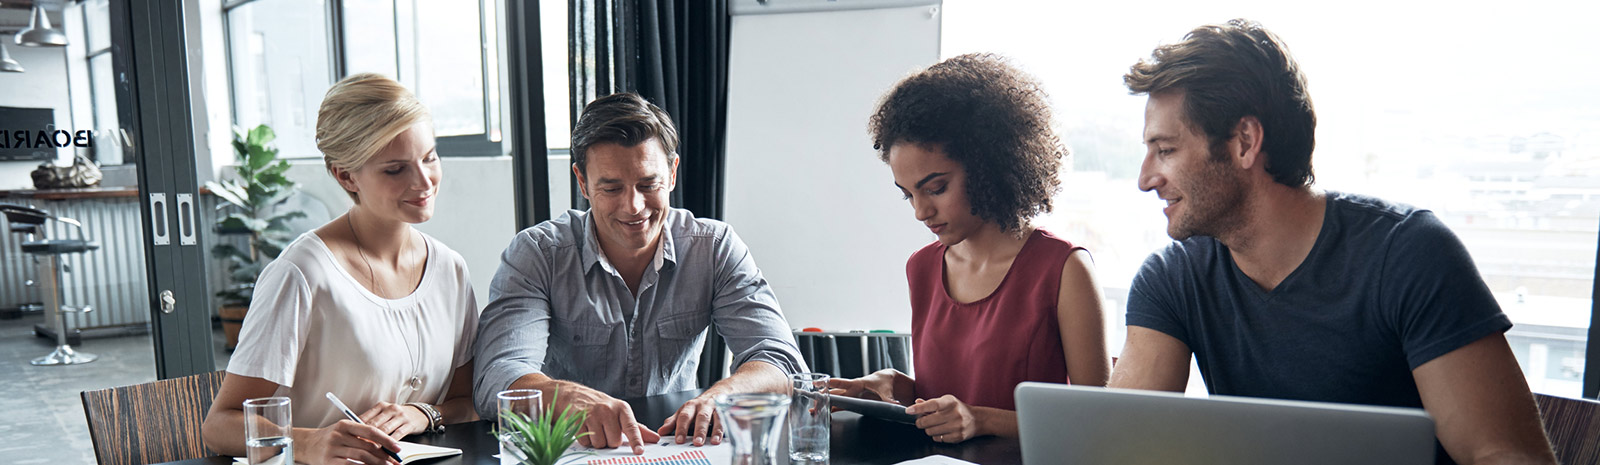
[
  {"xmin": 825, "ymin": 369, "xmax": 915, "ymax": 405},
  {"xmin": 825, "ymin": 377, "xmax": 894, "ymax": 403},
  {"xmin": 360, "ymin": 401, "xmax": 431, "ymax": 438},
  {"xmin": 907, "ymin": 395, "xmax": 983, "ymax": 443},
  {"xmin": 295, "ymin": 420, "xmax": 403, "ymax": 465}
]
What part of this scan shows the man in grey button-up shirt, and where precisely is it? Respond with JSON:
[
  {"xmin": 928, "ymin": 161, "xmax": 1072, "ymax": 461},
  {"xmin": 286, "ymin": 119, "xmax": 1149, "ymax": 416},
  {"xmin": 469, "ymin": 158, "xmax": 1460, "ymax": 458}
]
[{"xmin": 472, "ymin": 93, "xmax": 808, "ymax": 456}]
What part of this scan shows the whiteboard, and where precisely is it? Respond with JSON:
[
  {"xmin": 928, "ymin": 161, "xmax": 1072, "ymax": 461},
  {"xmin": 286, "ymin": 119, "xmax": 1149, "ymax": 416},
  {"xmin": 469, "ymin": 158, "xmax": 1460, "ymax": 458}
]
[{"xmin": 723, "ymin": 2, "xmax": 942, "ymax": 332}]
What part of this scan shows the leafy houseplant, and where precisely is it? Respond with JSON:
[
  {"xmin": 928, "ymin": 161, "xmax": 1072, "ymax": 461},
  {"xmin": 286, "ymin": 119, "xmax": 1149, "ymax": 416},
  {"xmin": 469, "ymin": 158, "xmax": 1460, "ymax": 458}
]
[
  {"xmin": 497, "ymin": 389, "xmax": 595, "ymax": 465},
  {"xmin": 206, "ymin": 125, "xmax": 305, "ymax": 349}
]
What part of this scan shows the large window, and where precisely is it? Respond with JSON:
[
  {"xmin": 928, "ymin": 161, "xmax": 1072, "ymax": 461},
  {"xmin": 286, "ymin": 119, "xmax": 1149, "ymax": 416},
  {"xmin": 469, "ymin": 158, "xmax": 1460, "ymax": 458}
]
[
  {"xmin": 413, "ymin": 0, "xmax": 488, "ymax": 138},
  {"xmin": 943, "ymin": 0, "xmax": 1600, "ymax": 397},
  {"xmin": 224, "ymin": 0, "xmax": 331, "ymax": 160},
  {"xmin": 83, "ymin": 0, "xmax": 122, "ymax": 165},
  {"xmin": 226, "ymin": 0, "xmax": 503, "ymax": 158},
  {"xmin": 540, "ymin": 0, "xmax": 572, "ymax": 213}
]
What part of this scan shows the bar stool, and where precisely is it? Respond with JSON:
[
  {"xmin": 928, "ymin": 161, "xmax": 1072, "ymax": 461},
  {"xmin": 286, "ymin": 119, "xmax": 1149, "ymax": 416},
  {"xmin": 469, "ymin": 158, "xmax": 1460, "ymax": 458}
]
[
  {"xmin": 1, "ymin": 204, "xmax": 100, "ymax": 365},
  {"xmin": 2, "ymin": 204, "xmax": 46, "ymax": 318}
]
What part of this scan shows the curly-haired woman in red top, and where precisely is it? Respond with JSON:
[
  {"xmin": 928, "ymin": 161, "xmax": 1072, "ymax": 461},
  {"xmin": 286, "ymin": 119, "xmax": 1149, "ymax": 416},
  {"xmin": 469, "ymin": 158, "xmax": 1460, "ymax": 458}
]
[{"xmin": 828, "ymin": 53, "xmax": 1111, "ymax": 444}]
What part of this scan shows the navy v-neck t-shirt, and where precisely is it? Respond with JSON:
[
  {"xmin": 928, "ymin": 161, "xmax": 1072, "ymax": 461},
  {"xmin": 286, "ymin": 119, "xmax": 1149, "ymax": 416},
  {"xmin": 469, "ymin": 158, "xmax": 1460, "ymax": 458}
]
[{"xmin": 1127, "ymin": 191, "xmax": 1511, "ymax": 463}]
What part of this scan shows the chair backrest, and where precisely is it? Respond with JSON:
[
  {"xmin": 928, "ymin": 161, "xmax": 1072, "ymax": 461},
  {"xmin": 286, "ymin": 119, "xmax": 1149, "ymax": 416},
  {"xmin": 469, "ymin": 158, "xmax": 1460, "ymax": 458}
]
[
  {"xmin": 791, "ymin": 330, "xmax": 912, "ymax": 379},
  {"xmin": 0, "ymin": 203, "xmax": 49, "ymax": 226},
  {"xmin": 80, "ymin": 370, "xmax": 226, "ymax": 465},
  {"xmin": 1535, "ymin": 392, "xmax": 1600, "ymax": 464},
  {"xmin": 1, "ymin": 203, "xmax": 49, "ymax": 240}
]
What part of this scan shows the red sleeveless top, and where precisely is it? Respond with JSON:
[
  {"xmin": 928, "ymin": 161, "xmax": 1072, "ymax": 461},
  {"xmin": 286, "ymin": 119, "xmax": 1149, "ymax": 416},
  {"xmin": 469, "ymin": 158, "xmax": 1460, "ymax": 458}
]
[{"xmin": 907, "ymin": 229, "xmax": 1082, "ymax": 410}]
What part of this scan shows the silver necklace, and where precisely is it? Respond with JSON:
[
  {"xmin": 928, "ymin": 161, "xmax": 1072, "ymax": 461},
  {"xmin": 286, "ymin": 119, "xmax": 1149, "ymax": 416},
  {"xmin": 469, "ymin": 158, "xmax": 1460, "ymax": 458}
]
[{"xmin": 348, "ymin": 215, "xmax": 425, "ymax": 392}]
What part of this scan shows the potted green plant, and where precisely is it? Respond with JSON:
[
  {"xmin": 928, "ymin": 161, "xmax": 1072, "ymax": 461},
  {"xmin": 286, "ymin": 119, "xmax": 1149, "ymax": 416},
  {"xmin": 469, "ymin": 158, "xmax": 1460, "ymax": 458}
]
[
  {"xmin": 206, "ymin": 124, "xmax": 305, "ymax": 349},
  {"xmin": 497, "ymin": 390, "xmax": 596, "ymax": 465}
]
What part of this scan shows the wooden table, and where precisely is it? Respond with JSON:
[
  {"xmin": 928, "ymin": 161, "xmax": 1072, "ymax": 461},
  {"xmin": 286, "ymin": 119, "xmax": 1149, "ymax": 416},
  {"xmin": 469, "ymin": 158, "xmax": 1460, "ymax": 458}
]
[
  {"xmin": 0, "ymin": 186, "xmax": 139, "ymax": 200},
  {"xmin": 163, "ymin": 389, "xmax": 1021, "ymax": 464}
]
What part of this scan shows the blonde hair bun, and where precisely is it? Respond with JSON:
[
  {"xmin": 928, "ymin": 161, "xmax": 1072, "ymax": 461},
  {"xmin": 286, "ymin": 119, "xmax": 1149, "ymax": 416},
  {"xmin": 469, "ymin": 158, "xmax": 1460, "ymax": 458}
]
[{"xmin": 315, "ymin": 73, "xmax": 430, "ymax": 177}]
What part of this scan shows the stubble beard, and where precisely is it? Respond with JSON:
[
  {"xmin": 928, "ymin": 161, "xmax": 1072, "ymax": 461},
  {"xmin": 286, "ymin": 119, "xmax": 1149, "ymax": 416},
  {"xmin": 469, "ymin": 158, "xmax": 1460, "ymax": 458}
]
[{"xmin": 1168, "ymin": 158, "xmax": 1249, "ymax": 241}]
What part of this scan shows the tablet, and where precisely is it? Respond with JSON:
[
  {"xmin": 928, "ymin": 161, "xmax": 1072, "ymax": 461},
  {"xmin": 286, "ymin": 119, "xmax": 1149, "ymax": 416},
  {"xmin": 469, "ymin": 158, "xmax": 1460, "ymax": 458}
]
[{"xmin": 828, "ymin": 394, "xmax": 918, "ymax": 424}]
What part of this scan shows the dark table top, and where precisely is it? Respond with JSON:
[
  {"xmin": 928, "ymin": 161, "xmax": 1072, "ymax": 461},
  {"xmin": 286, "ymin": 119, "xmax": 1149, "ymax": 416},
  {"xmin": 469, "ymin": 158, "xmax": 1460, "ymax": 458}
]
[{"xmin": 168, "ymin": 389, "xmax": 1020, "ymax": 465}]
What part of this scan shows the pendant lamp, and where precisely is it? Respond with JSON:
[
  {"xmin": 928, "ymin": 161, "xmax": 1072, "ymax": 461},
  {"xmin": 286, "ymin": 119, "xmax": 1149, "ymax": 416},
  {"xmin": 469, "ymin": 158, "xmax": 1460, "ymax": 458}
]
[
  {"xmin": 0, "ymin": 40, "xmax": 23, "ymax": 72},
  {"xmin": 17, "ymin": 5, "xmax": 68, "ymax": 47}
]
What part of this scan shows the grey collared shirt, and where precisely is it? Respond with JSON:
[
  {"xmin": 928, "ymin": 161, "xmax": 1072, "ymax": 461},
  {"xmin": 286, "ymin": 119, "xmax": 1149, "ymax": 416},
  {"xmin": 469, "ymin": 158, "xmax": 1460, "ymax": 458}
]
[{"xmin": 472, "ymin": 208, "xmax": 808, "ymax": 418}]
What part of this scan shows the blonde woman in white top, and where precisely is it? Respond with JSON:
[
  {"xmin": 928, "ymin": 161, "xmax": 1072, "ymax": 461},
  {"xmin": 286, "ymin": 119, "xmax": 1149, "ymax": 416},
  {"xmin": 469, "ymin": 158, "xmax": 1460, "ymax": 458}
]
[{"xmin": 202, "ymin": 73, "xmax": 479, "ymax": 465}]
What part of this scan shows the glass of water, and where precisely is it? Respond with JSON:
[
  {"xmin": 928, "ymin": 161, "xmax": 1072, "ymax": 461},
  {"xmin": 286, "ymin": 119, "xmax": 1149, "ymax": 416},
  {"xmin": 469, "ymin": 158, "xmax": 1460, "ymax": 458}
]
[
  {"xmin": 715, "ymin": 392, "xmax": 790, "ymax": 465},
  {"xmin": 243, "ymin": 397, "xmax": 292, "ymax": 465},
  {"xmin": 788, "ymin": 373, "xmax": 831, "ymax": 463},
  {"xmin": 496, "ymin": 389, "xmax": 543, "ymax": 465}
]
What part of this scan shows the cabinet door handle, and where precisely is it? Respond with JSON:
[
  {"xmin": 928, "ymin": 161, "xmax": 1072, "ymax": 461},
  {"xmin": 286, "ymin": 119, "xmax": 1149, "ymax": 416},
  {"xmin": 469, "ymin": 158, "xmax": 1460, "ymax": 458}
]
[
  {"xmin": 159, "ymin": 290, "xmax": 176, "ymax": 314},
  {"xmin": 149, "ymin": 193, "xmax": 169, "ymax": 246},
  {"xmin": 176, "ymin": 193, "xmax": 196, "ymax": 246}
]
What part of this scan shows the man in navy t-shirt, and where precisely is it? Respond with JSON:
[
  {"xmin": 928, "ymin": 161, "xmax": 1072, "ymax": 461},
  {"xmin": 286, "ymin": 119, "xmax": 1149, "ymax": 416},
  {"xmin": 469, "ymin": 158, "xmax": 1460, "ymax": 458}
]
[{"xmin": 1110, "ymin": 19, "xmax": 1555, "ymax": 465}]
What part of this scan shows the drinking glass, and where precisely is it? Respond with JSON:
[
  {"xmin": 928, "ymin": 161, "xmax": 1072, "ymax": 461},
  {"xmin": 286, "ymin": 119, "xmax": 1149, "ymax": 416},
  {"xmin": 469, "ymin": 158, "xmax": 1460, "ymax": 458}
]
[
  {"xmin": 243, "ymin": 397, "xmax": 293, "ymax": 465},
  {"xmin": 788, "ymin": 373, "xmax": 831, "ymax": 463},
  {"xmin": 497, "ymin": 389, "xmax": 543, "ymax": 465},
  {"xmin": 715, "ymin": 392, "xmax": 790, "ymax": 465}
]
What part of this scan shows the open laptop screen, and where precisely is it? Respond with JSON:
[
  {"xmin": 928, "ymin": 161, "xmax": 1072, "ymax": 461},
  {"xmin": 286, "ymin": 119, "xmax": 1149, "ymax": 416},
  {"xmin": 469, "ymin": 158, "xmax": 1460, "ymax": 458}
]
[{"xmin": 1015, "ymin": 382, "xmax": 1436, "ymax": 465}]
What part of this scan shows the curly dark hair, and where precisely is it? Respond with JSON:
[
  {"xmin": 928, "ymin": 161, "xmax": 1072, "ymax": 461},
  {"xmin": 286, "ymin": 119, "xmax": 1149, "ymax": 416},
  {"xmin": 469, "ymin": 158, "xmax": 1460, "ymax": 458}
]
[{"xmin": 869, "ymin": 53, "xmax": 1065, "ymax": 235}]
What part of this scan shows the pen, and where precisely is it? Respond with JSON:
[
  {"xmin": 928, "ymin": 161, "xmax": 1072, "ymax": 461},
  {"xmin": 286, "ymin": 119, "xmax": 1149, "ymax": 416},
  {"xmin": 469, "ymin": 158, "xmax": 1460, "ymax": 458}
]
[{"xmin": 325, "ymin": 392, "xmax": 404, "ymax": 463}]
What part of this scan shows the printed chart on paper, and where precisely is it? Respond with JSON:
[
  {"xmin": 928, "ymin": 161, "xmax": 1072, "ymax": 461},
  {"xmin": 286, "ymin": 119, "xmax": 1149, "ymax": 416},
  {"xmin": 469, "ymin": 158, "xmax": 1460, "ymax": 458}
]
[{"xmin": 569, "ymin": 441, "xmax": 732, "ymax": 465}]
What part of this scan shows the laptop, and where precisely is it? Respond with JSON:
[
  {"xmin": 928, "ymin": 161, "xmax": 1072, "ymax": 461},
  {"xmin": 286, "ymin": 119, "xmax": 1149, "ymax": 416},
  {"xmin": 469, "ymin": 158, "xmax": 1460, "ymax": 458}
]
[{"xmin": 1014, "ymin": 382, "xmax": 1437, "ymax": 465}]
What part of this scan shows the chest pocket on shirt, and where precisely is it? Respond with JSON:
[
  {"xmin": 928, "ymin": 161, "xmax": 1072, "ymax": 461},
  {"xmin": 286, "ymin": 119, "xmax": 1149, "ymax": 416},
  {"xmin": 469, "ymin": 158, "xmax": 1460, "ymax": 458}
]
[
  {"xmin": 656, "ymin": 311, "xmax": 709, "ymax": 368},
  {"xmin": 549, "ymin": 318, "xmax": 617, "ymax": 372},
  {"xmin": 658, "ymin": 311, "xmax": 709, "ymax": 339}
]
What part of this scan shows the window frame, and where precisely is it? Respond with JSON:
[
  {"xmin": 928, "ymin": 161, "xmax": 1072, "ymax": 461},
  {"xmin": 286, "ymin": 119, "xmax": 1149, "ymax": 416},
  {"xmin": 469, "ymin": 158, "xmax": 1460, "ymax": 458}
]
[
  {"xmin": 221, "ymin": 0, "xmax": 504, "ymax": 159},
  {"xmin": 81, "ymin": 0, "xmax": 123, "ymax": 165},
  {"xmin": 220, "ymin": 0, "xmax": 337, "ymax": 157}
]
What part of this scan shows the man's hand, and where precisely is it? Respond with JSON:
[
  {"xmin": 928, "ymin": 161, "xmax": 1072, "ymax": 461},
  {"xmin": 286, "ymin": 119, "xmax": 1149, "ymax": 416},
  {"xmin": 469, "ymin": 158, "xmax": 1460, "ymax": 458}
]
[
  {"xmin": 557, "ymin": 383, "xmax": 661, "ymax": 455},
  {"xmin": 656, "ymin": 394, "xmax": 724, "ymax": 446}
]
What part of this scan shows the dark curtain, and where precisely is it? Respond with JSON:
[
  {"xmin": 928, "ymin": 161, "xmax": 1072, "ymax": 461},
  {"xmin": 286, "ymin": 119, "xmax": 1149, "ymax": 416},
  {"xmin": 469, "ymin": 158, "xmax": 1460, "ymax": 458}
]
[
  {"xmin": 570, "ymin": 0, "xmax": 729, "ymax": 221},
  {"xmin": 571, "ymin": 0, "xmax": 732, "ymax": 387}
]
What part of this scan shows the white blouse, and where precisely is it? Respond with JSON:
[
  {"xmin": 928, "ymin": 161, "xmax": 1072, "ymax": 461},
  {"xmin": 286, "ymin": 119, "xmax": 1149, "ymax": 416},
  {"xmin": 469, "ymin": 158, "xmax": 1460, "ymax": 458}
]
[{"xmin": 227, "ymin": 231, "xmax": 479, "ymax": 428}]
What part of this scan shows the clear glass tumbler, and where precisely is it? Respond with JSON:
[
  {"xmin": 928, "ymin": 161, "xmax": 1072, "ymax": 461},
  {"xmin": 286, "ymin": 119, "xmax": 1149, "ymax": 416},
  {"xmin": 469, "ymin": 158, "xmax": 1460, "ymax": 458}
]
[
  {"xmin": 496, "ymin": 389, "xmax": 544, "ymax": 465},
  {"xmin": 788, "ymin": 373, "xmax": 831, "ymax": 463},
  {"xmin": 715, "ymin": 392, "xmax": 791, "ymax": 465},
  {"xmin": 243, "ymin": 397, "xmax": 293, "ymax": 465}
]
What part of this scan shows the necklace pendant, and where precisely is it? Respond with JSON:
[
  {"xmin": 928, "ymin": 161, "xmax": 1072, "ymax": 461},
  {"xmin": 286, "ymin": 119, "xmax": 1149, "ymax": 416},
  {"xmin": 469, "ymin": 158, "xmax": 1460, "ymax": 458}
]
[{"xmin": 409, "ymin": 375, "xmax": 423, "ymax": 390}]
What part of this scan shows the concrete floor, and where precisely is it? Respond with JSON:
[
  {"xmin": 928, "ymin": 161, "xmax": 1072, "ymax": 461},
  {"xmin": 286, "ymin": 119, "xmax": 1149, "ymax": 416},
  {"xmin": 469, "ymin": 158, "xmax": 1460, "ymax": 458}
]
[{"xmin": 0, "ymin": 314, "xmax": 230, "ymax": 465}]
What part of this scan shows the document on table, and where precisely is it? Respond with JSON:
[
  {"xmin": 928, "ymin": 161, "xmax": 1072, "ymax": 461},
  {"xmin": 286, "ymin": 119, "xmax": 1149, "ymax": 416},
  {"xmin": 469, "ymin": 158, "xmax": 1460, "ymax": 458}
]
[
  {"xmin": 531, "ymin": 440, "xmax": 733, "ymax": 465},
  {"xmin": 570, "ymin": 440, "xmax": 732, "ymax": 465},
  {"xmin": 894, "ymin": 455, "xmax": 981, "ymax": 465},
  {"xmin": 231, "ymin": 440, "xmax": 461, "ymax": 465}
]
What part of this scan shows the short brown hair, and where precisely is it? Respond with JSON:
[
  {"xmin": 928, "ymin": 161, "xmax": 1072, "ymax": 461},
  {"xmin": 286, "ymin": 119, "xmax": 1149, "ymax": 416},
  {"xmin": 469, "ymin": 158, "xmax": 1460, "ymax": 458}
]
[
  {"xmin": 570, "ymin": 92, "xmax": 679, "ymax": 175},
  {"xmin": 1125, "ymin": 19, "xmax": 1317, "ymax": 187},
  {"xmin": 869, "ymin": 53, "xmax": 1066, "ymax": 235}
]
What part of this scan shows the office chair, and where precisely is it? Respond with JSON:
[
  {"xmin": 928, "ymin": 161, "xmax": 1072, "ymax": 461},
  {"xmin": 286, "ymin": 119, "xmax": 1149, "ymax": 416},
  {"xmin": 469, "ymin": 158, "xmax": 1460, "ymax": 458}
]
[
  {"xmin": 80, "ymin": 371, "xmax": 226, "ymax": 465},
  {"xmin": 1535, "ymin": 392, "xmax": 1600, "ymax": 464}
]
